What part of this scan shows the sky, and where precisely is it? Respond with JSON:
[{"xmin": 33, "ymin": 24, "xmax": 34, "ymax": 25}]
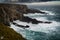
[
  {"xmin": 0, "ymin": 0, "xmax": 60, "ymax": 3},
  {"xmin": 0, "ymin": 0, "xmax": 60, "ymax": 2}
]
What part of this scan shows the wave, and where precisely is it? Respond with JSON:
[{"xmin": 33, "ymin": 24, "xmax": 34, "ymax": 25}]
[
  {"xmin": 26, "ymin": 21, "xmax": 60, "ymax": 33},
  {"xmin": 10, "ymin": 10, "xmax": 60, "ymax": 40},
  {"xmin": 10, "ymin": 19, "xmax": 60, "ymax": 34},
  {"xmin": 40, "ymin": 10, "xmax": 55, "ymax": 15},
  {"xmin": 24, "ymin": 10, "xmax": 55, "ymax": 17},
  {"xmin": 10, "ymin": 10, "xmax": 58, "ymax": 34}
]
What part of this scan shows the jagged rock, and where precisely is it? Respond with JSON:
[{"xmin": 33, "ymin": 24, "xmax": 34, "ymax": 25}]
[
  {"xmin": 12, "ymin": 22, "xmax": 29, "ymax": 28},
  {"xmin": 20, "ymin": 16, "xmax": 52, "ymax": 24},
  {"xmin": 16, "ymin": 24, "xmax": 29, "ymax": 28},
  {"xmin": 0, "ymin": 4, "xmax": 25, "ymax": 26},
  {"xmin": 44, "ymin": 21, "xmax": 52, "ymax": 24},
  {"xmin": 12, "ymin": 22, "xmax": 16, "ymax": 25},
  {"xmin": 0, "ymin": 3, "xmax": 51, "ymax": 26},
  {"xmin": 25, "ymin": 25, "xmax": 29, "ymax": 28},
  {"xmin": 26, "ymin": 9, "xmax": 46, "ymax": 14}
]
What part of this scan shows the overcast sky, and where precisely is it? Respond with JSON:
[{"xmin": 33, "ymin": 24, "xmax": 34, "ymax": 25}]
[{"xmin": 0, "ymin": 0, "xmax": 60, "ymax": 3}]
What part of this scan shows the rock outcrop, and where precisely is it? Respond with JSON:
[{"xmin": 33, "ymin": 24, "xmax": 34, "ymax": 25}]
[
  {"xmin": 20, "ymin": 16, "xmax": 52, "ymax": 24},
  {"xmin": 26, "ymin": 9, "xmax": 46, "ymax": 14},
  {"xmin": 0, "ymin": 3, "xmax": 52, "ymax": 27},
  {"xmin": 12, "ymin": 22, "xmax": 29, "ymax": 28},
  {"xmin": 0, "ymin": 4, "xmax": 26, "ymax": 26}
]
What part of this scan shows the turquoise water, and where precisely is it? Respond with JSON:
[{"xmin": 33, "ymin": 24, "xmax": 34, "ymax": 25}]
[{"xmin": 11, "ymin": 5, "xmax": 60, "ymax": 40}]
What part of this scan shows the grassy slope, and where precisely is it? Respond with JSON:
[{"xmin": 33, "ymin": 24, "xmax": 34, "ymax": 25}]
[{"xmin": 0, "ymin": 23, "xmax": 26, "ymax": 40}]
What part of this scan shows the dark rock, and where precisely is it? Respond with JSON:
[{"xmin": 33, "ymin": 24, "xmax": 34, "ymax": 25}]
[
  {"xmin": 0, "ymin": 4, "xmax": 26, "ymax": 26},
  {"xmin": 20, "ymin": 16, "xmax": 40, "ymax": 24},
  {"xmin": 20, "ymin": 16, "xmax": 52, "ymax": 24},
  {"xmin": 26, "ymin": 9, "xmax": 46, "ymax": 14},
  {"xmin": 12, "ymin": 22, "xmax": 29, "ymax": 28},
  {"xmin": 39, "ymin": 21, "xmax": 44, "ymax": 23},
  {"xmin": 3, "ymin": 22, "xmax": 10, "ymax": 26},
  {"xmin": 20, "ymin": 16, "xmax": 44, "ymax": 24},
  {"xmin": 16, "ymin": 24, "xmax": 29, "ymax": 28},
  {"xmin": 44, "ymin": 21, "xmax": 52, "ymax": 24},
  {"xmin": 32, "ymin": 19, "xmax": 40, "ymax": 24},
  {"xmin": 12, "ymin": 22, "xmax": 16, "ymax": 25},
  {"xmin": 0, "ymin": 3, "xmax": 51, "ymax": 26},
  {"xmin": 25, "ymin": 25, "xmax": 29, "ymax": 28}
]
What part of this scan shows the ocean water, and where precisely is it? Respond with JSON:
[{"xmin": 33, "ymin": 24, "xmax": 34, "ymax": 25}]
[{"xmin": 10, "ymin": 5, "xmax": 60, "ymax": 40}]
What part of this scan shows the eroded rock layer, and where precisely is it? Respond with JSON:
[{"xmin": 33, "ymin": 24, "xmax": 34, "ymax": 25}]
[{"xmin": 0, "ymin": 3, "xmax": 51, "ymax": 26}]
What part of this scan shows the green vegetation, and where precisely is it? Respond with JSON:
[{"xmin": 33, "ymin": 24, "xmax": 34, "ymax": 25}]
[{"xmin": 0, "ymin": 23, "xmax": 26, "ymax": 40}]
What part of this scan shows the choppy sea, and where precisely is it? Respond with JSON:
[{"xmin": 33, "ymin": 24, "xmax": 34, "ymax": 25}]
[{"xmin": 10, "ymin": 5, "xmax": 60, "ymax": 40}]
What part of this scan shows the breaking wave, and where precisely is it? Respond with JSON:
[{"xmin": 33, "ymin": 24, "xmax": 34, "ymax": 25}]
[{"xmin": 10, "ymin": 10, "xmax": 60, "ymax": 40}]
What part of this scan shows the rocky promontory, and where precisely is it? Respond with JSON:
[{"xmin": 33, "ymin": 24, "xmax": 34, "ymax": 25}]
[
  {"xmin": 0, "ymin": 3, "xmax": 52, "ymax": 26},
  {"xmin": 0, "ymin": 3, "xmax": 52, "ymax": 40}
]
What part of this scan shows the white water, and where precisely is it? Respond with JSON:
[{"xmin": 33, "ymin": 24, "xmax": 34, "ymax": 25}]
[
  {"xmin": 40, "ymin": 10, "xmax": 55, "ymax": 15},
  {"xmin": 10, "ymin": 10, "xmax": 60, "ymax": 33},
  {"xmin": 10, "ymin": 10, "xmax": 60, "ymax": 40},
  {"xmin": 24, "ymin": 10, "xmax": 55, "ymax": 17},
  {"xmin": 10, "ymin": 19, "xmax": 60, "ymax": 33}
]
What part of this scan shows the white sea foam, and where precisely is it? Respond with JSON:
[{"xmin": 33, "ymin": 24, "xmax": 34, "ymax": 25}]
[
  {"xmin": 10, "ymin": 20, "xmax": 60, "ymax": 33},
  {"xmin": 10, "ymin": 10, "xmax": 59, "ymax": 34},
  {"xmin": 24, "ymin": 10, "xmax": 55, "ymax": 17},
  {"xmin": 35, "ymin": 17, "xmax": 49, "ymax": 21},
  {"xmin": 26, "ymin": 21, "xmax": 60, "ymax": 33},
  {"xmin": 10, "ymin": 23, "xmax": 26, "ymax": 37},
  {"xmin": 24, "ymin": 13, "xmax": 45, "ymax": 16},
  {"xmin": 40, "ymin": 10, "xmax": 55, "ymax": 15}
]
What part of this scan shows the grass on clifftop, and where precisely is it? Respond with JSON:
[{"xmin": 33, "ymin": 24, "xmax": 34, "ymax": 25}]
[{"xmin": 0, "ymin": 23, "xmax": 26, "ymax": 40}]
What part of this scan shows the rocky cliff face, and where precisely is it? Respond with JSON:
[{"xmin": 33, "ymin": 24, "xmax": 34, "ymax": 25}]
[
  {"xmin": 0, "ymin": 4, "xmax": 28, "ymax": 40},
  {"xmin": 0, "ymin": 4, "xmax": 28, "ymax": 26},
  {"xmin": 0, "ymin": 3, "xmax": 51, "ymax": 26}
]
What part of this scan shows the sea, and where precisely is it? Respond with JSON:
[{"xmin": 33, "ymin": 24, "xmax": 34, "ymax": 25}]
[{"xmin": 10, "ymin": 3, "xmax": 60, "ymax": 40}]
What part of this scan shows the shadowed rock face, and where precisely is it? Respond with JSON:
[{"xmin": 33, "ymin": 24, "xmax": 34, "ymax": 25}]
[
  {"xmin": 0, "ymin": 4, "xmax": 27, "ymax": 26},
  {"xmin": 20, "ymin": 16, "xmax": 52, "ymax": 24},
  {"xmin": 0, "ymin": 3, "xmax": 52, "ymax": 27}
]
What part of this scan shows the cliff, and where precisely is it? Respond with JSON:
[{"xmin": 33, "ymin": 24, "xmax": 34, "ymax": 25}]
[
  {"xmin": 0, "ymin": 3, "xmax": 52, "ymax": 40},
  {"xmin": 0, "ymin": 3, "xmax": 47, "ymax": 26},
  {"xmin": 0, "ymin": 4, "xmax": 27, "ymax": 26},
  {"xmin": 0, "ymin": 23, "xmax": 26, "ymax": 40},
  {"xmin": 0, "ymin": 4, "xmax": 28, "ymax": 40}
]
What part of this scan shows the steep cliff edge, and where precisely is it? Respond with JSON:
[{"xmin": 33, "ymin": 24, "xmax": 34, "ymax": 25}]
[
  {"xmin": 0, "ymin": 4, "xmax": 27, "ymax": 26},
  {"xmin": 0, "ymin": 3, "xmax": 52, "ymax": 40},
  {"xmin": 0, "ymin": 4, "xmax": 28, "ymax": 40},
  {"xmin": 0, "ymin": 3, "xmax": 47, "ymax": 26},
  {"xmin": 0, "ymin": 23, "xmax": 26, "ymax": 40}
]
